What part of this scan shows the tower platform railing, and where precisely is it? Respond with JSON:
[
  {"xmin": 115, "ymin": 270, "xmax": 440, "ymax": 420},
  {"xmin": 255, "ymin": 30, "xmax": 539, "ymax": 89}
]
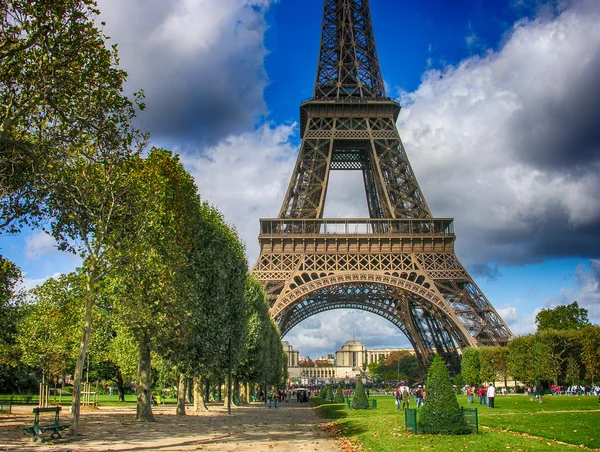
[{"xmin": 259, "ymin": 218, "xmax": 454, "ymax": 236}]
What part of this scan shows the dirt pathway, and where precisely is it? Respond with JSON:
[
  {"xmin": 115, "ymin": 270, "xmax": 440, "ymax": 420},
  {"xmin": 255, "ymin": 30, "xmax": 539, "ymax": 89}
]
[{"xmin": 0, "ymin": 401, "xmax": 341, "ymax": 451}]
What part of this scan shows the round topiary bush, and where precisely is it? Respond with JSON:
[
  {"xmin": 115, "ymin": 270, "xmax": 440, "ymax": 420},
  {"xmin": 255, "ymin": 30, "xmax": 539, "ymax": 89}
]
[
  {"xmin": 351, "ymin": 378, "xmax": 370, "ymax": 409},
  {"xmin": 334, "ymin": 384, "xmax": 345, "ymax": 403},
  {"xmin": 417, "ymin": 355, "xmax": 469, "ymax": 434}
]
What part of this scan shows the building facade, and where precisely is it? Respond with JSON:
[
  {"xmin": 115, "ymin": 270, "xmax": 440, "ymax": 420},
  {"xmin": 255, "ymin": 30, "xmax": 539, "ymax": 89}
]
[{"xmin": 285, "ymin": 340, "xmax": 414, "ymax": 383}]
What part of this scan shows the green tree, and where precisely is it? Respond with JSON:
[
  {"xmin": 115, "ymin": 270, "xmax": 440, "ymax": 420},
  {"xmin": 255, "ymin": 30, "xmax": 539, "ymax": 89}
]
[
  {"xmin": 107, "ymin": 150, "xmax": 211, "ymax": 421},
  {"xmin": 479, "ymin": 346, "xmax": 498, "ymax": 384},
  {"xmin": 334, "ymin": 384, "xmax": 345, "ymax": 403},
  {"xmin": 0, "ymin": 0, "xmax": 146, "ymax": 235},
  {"xmin": 0, "ymin": 256, "xmax": 25, "ymax": 391},
  {"xmin": 18, "ymin": 274, "xmax": 83, "ymax": 379},
  {"xmin": 325, "ymin": 383, "xmax": 334, "ymax": 403},
  {"xmin": 418, "ymin": 355, "xmax": 467, "ymax": 434},
  {"xmin": 460, "ymin": 347, "xmax": 480, "ymax": 386},
  {"xmin": 233, "ymin": 276, "xmax": 271, "ymax": 405},
  {"xmin": 351, "ymin": 378, "xmax": 369, "ymax": 409},
  {"xmin": 1, "ymin": 0, "xmax": 147, "ymax": 434},
  {"xmin": 565, "ymin": 357, "xmax": 580, "ymax": 385},
  {"xmin": 579, "ymin": 326, "xmax": 600, "ymax": 385},
  {"xmin": 535, "ymin": 302, "xmax": 590, "ymax": 331}
]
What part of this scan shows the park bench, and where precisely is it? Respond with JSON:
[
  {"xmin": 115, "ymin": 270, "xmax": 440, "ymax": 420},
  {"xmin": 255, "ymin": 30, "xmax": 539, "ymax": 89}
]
[{"xmin": 20, "ymin": 406, "xmax": 70, "ymax": 443}]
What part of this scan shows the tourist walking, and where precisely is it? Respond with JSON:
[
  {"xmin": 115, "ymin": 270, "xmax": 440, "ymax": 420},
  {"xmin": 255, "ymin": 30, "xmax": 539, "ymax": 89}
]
[
  {"xmin": 415, "ymin": 385, "xmax": 424, "ymax": 408},
  {"xmin": 401, "ymin": 388, "xmax": 410, "ymax": 410},
  {"xmin": 487, "ymin": 383, "xmax": 496, "ymax": 408},
  {"xmin": 467, "ymin": 386, "xmax": 474, "ymax": 404}
]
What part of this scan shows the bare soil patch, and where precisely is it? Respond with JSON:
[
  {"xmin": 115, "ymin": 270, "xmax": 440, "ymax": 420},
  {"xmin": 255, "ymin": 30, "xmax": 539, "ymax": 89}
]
[{"xmin": 0, "ymin": 401, "xmax": 340, "ymax": 451}]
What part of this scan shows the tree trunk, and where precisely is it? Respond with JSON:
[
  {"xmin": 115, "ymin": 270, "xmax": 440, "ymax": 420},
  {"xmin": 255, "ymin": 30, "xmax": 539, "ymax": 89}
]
[
  {"xmin": 176, "ymin": 373, "xmax": 186, "ymax": 416},
  {"xmin": 204, "ymin": 377, "xmax": 210, "ymax": 402},
  {"xmin": 69, "ymin": 266, "xmax": 96, "ymax": 436},
  {"xmin": 186, "ymin": 377, "xmax": 193, "ymax": 403},
  {"xmin": 234, "ymin": 378, "xmax": 240, "ymax": 404},
  {"xmin": 116, "ymin": 368, "xmax": 126, "ymax": 403},
  {"xmin": 222, "ymin": 378, "xmax": 229, "ymax": 408},
  {"xmin": 136, "ymin": 335, "xmax": 155, "ymax": 422},
  {"xmin": 193, "ymin": 376, "xmax": 209, "ymax": 412},
  {"xmin": 245, "ymin": 382, "xmax": 251, "ymax": 403}
]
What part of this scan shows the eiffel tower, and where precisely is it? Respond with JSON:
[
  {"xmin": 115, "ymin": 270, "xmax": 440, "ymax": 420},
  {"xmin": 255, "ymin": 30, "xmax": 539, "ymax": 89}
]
[{"xmin": 252, "ymin": 0, "xmax": 513, "ymax": 372}]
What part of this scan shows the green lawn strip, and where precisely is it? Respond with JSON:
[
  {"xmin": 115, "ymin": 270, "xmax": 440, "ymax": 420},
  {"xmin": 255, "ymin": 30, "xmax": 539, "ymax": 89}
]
[
  {"xmin": 315, "ymin": 396, "xmax": 594, "ymax": 452},
  {"xmin": 0, "ymin": 393, "xmax": 179, "ymax": 406},
  {"xmin": 480, "ymin": 411, "xmax": 600, "ymax": 449}
]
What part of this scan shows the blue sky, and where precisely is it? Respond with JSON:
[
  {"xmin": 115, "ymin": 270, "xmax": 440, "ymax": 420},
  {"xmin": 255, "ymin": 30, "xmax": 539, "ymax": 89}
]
[{"xmin": 2, "ymin": 0, "xmax": 600, "ymax": 360}]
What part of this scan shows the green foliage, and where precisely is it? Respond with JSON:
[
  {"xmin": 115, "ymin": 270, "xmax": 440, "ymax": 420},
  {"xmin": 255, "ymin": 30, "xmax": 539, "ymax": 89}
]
[
  {"xmin": 17, "ymin": 273, "xmax": 83, "ymax": 376},
  {"xmin": 460, "ymin": 347, "xmax": 480, "ymax": 386},
  {"xmin": 418, "ymin": 355, "xmax": 468, "ymax": 434},
  {"xmin": 325, "ymin": 383, "xmax": 334, "ymax": 403},
  {"xmin": 536, "ymin": 302, "xmax": 590, "ymax": 331},
  {"xmin": 579, "ymin": 326, "xmax": 600, "ymax": 385},
  {"xmin": 0, "ymin": 0, "xmax": 146, "ymax": 234},
  {"xmin": 334, "ymin": 384, "xmax": 345, "ymax": 403},
  {"xmin": 319, "ymin": 386, "xmax": 327, "ymax": 398},
  {"xmin": 453, "ymin": 373, "xmax": 464, "ymax": 388},
  {"xmin": 351, "ymin": 378, "xmax": 369, "ymax": 410}
]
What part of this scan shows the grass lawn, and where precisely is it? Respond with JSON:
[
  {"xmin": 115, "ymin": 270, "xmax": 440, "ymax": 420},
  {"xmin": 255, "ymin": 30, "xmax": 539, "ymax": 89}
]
[
  {"xmin": 0, "ymin": 393, "xmax": 179, "ymax": 407},
  {"xmin": 314, "ymin": 394, "xmax": 600, "ymax": 451}
]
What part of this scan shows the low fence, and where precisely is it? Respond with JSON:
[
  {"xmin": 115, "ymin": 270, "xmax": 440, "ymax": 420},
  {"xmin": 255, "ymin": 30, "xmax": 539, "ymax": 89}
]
[
  {"xmin": 0, "ymin": 398, "xmax": 12, "ymax": 414},
  {"xmin": 405, "ymin": 407, "xmax": 478, "ymax": 434}
]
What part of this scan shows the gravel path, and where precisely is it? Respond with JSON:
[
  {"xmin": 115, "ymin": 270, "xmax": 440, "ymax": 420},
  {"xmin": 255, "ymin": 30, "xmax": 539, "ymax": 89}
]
[{"xmin": 0, "ymin": 401, "xmax": 341, "ymax": 452}]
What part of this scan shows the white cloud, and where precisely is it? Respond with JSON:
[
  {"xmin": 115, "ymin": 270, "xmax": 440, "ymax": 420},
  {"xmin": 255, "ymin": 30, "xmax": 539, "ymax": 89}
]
[
  {"xmin": 284, "ymin": 310, "xmax": 410, "ymax": 359},
  {"xmin": 180, "ymin": 123, "xmax": 297, "ymax": 263},
  {"xmin": 96, "ymin": 0, "xmax": 275, "ymax": 143},
  {"xmin": 496, "ymin": 305, "xmax": 522, "ymax": 325},
  {"xmin": 24, "ymin": 233, "xmax": 59, "ymax": 260},
  {"xmin": 19, "ymin": 272, "xmax": 63, "ymax": 292},
  {"xmin": 545, "ymin": 259, "xmax": 600, "ymax": 323},
  {"xmin": 395, "ymin": 0, "xmax": 600, "ymax": 266}
]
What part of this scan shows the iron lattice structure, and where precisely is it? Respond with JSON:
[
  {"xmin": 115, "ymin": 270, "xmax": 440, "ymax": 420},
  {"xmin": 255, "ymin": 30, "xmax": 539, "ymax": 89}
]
[{"xmin": 252, "ymin": 0, "xmax": 513, "ymax": 372}]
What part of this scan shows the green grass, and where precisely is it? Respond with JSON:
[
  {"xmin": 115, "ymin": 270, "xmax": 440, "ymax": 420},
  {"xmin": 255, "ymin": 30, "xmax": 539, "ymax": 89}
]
[
  {"xmin": 0, "ymin": 393, "xmax": 179, "ymax": 406},
  {"xmin": 314, "ymin": 395, "xmax": 600, "ymax": 451}
]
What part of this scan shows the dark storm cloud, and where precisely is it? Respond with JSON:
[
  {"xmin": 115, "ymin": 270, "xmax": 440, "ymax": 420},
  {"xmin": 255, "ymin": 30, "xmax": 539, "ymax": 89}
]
[
  {"xmin": 96, "ymin": 0, "xmax": 272, "ymax": 146},
  {"xmin": 508, "ymin": 43, "xmax": 600, "ymax": 171}
]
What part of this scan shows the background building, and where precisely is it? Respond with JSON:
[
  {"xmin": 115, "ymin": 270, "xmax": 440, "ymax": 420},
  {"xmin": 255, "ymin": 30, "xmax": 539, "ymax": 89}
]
[{"xmin": 285, "ymin": 340, "xmax": 414, "ymax": 384}]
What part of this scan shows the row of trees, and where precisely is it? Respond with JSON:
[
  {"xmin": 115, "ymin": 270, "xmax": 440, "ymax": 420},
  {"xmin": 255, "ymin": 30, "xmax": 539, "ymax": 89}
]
[
  {"xmin": 461, "ymin": 304, "xmax": 600, "ymax": 388},
  {"xmin": 0, "ymin": 0, "xmax": 285, "ymax": 435},
  {"xmin": 367, "ymin": 351, "xmax": 421, "ymax": 382}
]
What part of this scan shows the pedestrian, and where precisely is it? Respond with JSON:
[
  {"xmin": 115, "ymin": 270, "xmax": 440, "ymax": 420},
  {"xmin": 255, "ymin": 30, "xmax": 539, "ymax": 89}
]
[
  {"xmin": 487, "ymin": 383, "xmax": 496, "ymax": 408},
  {"xmin": 395, "ymin": 389, "xmax": 401, "ymax": 410},
  {"xmin": 274, "ymin": 390, "xmax": 280, "ymax": 408},
  {"xmin": 466, "ymin": 386, "xmax": 474, "ymax": 404},
  {"xmin": 415, "ymin": 385, "xmax": 424, "ymax": 408},
  {"xmin": 478, "ymin": 386, "xmax": 487, "ymax": 405},
  {"xmin": 401, "ymin": 388, "xmax": 410, "ymax": 410}
]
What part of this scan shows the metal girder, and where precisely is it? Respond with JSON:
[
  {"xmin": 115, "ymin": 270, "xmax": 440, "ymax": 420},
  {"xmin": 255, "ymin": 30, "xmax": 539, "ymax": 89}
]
[
  {"xmin": 252, "ymin": 0, "xmax": 514, "ymax": 373},
  {"xmin": 315, "ymin": 0, "xmax": 385, "ymax": 99},
  {"xmin": 275, "ymin": 280, "xmax": 466, "ymax": 372}
]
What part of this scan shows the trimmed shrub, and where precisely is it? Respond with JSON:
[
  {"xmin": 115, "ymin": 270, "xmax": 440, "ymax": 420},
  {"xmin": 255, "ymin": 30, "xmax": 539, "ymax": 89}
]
[
  {"xmin": 418, "ymin": 355, "xmax": 469, "ymax": 434},
  {"xmin": 351, "ymin": 378, "xmax": 369, "ymax": 409},
  {"xmin": 334, "ymin": 384, "xmax": 345, "ymax": 403},
  {"xmin": 325, "ymin": 383, "xmax": 334, "ymax": 403},
  {"xmin": 318, "ymin": 386, "xmax": 327, "ymax": 399}
]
